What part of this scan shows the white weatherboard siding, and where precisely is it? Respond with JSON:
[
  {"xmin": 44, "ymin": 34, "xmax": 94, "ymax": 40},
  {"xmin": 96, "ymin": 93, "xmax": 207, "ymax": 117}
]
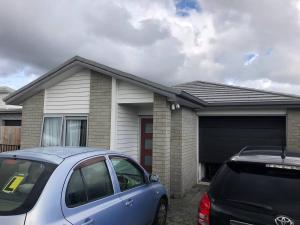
[
  {"xmin": 117, "ymin": 80, "xmax": 153, "ymax": 104},
  {"xmin": 44, "ymin": 70, "xmax": 91, "ymax": 114},
  {"xmin": 116, "ymin": 104, "xmax": 139, "ymax": 161}
]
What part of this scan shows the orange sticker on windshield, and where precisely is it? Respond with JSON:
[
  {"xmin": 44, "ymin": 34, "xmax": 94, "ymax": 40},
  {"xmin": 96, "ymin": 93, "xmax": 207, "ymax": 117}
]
[{"xmin": 3, "ymin": 175, "xmax": 24, "ymax": 193}]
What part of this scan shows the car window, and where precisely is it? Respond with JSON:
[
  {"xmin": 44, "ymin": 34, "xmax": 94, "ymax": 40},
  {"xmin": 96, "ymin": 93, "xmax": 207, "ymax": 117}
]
[
  {"xmin": 211, "ymin": 162, "xmax": 300, "ymax": 217},
  {"xmin": 66, "ymin": 158, "xmax": 114, "ymax": 207},
  {"xmin": 81, "ymin": 161, "xmax": 114, "ymax": 201},
  {"xmin": 65, "ymin": 170, "xmax": 86, "ymax": 207},
  {"xmin": 0, "ymin": 158, "xmax": 56, "ymax": 215},
  {"xmin": 110, "ymin": 157, "xmax": 145, "ymax": 191}
]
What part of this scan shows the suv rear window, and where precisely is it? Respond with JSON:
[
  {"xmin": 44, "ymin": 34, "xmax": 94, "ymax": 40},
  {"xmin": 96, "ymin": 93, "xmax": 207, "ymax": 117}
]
[
  {"xmin": 0, "ymin": 157, "xmax": 56, "ymax": 215},
  {"xmin": 211, "ymin": 162, "xmax": 300, "ymax": 217}
]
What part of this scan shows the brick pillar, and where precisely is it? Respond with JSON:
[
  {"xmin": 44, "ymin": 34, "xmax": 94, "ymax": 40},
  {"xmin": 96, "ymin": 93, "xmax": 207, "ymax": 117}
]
[
  {"xmin": 287, "ymin": 109, "xmax": 300, "ymax": 151},
  {"xmin": 170, "ymin": 107, "xmax": 198, "ymax": 198},
  {"xmin": 88, "ymin": 71, "xmax": 112, "ymax": 149},
  {"xmin": 170, "ymin": 110, "xmax": 182, "ymax": 198},
  {"xmin": 21, "ymin": 91, "xmax": 44, "ymax": 148},
  {"xmin": 153, "ymin": 94, "xmax": 171, "ymax": 193}
]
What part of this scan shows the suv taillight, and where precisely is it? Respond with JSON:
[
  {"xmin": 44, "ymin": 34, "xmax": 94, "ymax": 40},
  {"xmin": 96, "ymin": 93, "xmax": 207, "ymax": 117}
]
[{"xmin": 198, "ymin": 192, "xmax": 211, "ymax": 225}]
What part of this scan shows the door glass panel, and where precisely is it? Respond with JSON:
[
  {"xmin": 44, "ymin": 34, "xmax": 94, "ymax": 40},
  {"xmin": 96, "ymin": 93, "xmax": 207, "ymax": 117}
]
[
  {"xmin": 111, "ymin": 157, "xmax": 145, "ymax": 191},
  {"xmin": 144, "ymin": 156, "xmax": 152, "ymax": 166},
  {"xmin": 144, "ymin": 139, "xmax": 152, "ymax": 149},
  {"xmin": 144, "ymin": 123, "xmax": 153, "ymax": 133}
]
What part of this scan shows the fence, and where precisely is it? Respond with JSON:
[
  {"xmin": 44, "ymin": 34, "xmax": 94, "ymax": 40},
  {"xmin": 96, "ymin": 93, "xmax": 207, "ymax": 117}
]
[
  {"xmin": 0, "ymin": 144, "xmax": 20, "ymax": 152},
  {"xmin": 0, "ymin": 126, "xmax": 21, "ymax": 152}
]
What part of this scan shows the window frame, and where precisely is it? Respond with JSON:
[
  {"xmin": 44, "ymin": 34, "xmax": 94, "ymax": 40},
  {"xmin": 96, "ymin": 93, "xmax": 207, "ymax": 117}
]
[
  {"xmin": 63, "ymin": 116, "xmax": 88, "ymax": 147},
  {"xmin": 109, "ymin": 155, "xmax": 148, "ymax": 192},
  {"xmin": 65, "ymin": 156, "xmax": 114, "ymax": 208},
  {"xmin": 40, "ymin": 114, "xmax": 88, "ymax": 147}
]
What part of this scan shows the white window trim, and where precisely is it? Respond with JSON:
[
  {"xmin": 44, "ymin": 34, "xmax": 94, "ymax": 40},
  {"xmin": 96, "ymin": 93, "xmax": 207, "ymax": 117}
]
[{"xmin": 40, "ymin": 114, "xmax": 88, "ymax": 147}]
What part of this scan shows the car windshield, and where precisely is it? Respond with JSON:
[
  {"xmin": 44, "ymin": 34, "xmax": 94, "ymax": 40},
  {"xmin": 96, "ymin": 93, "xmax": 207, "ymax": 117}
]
[
  {"xmin": 0, "ymin": 157, "xmax": 56, "ymax": 215},
  {"xmin": 214, "ymin": 162, "xmax": 300, "ymax": 218}
]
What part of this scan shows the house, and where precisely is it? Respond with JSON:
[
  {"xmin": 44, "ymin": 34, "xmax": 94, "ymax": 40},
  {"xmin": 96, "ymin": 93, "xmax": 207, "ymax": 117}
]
[
  {"xmin": 5, "ymin": 56, "xmax": 300, "ymax": 198},
  {"xmin": 0, "ymin": 87, "xmax": 22, "ymax": 148}
]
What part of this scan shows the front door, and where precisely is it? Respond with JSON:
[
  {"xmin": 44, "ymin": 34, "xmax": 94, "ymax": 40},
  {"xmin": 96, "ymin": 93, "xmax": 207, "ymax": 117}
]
[{"xmin": 140, "ymin": 118, "xmax": 153, "ymax": 173}]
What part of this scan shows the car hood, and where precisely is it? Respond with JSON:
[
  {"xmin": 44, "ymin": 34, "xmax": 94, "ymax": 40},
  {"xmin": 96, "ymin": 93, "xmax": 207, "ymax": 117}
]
[{"xmin": 0, "ymin": 214, "xmax": 26, "ymax": 225}]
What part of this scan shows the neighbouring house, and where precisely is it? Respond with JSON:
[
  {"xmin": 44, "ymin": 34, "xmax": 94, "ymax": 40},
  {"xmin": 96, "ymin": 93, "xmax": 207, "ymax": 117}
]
[
  {"xmin": 0, "ymin": 87, "xmax": 22, "ymax": 149},
  {"xmin": 5, "ymin": 56, "xmax": 300, "ymax": 197}
]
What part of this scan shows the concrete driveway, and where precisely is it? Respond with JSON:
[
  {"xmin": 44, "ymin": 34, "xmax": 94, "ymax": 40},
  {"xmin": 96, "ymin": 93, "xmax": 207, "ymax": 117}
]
[{"xmin": 167, "ymin": 185, "xmax": 208, "ymax": 225}]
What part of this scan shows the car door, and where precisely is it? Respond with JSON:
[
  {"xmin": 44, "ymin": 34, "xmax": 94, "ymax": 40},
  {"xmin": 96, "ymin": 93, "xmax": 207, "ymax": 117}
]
[
  {"xmin": 61, "ymin": 156, "xmax": 126, "ymax": 225},
  {"xmin": 109, "ymin": 156, "xmax": 158, "ymax": 225}
]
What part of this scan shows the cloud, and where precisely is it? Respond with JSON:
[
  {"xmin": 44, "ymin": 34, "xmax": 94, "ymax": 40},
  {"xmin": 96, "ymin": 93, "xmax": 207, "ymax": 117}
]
[{"xmin": 0, "ymin": 0, "xmax": 300, "ymax": 95}]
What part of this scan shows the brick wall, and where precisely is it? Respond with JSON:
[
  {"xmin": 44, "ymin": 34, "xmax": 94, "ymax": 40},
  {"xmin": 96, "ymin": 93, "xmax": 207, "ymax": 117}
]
[
  {"xmin": 87, "ymin": 71, "xmax": 112, "ymax": 149},
  {"xmin": 170, "ymin": 107, "xmax": 198, "ymax": 198},
  {"xmin": 21, "ymin": 91, "xmax": 44, "ymax": 148},
  {"xmin": 170, "ymin": 110, "xmax": 182, "ymax": 198},
  {"xmin": 287, "ymin": 109, "xmax": 300, "ymax": 150},
  {"xmin": 181, "ymin": 108, "xmax": 198, "ymax": 195},
  {"xmin": 153, "ymin": 94, "xmax": 171, "ymax": 193}
]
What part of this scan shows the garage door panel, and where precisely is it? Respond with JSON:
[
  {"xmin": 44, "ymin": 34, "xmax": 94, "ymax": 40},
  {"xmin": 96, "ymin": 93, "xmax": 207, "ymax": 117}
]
[{"xmin": 199, "ymin": 116, "xmax": 286, "ymax": 163}]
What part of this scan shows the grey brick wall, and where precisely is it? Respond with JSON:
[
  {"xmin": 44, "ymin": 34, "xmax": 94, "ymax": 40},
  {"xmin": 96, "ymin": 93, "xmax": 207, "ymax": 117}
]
[
  {"xmin": 88, "ymin": 71, "xmax": 112, "ymax": 149},
  {"xmin": 153, "ymin": 94, "xmax": 171, "ymax": 193},
  {"xmin": 21, "ymin": 91, "xmax": 44, "ymax": 148},
  {"xmin": 181, "ymin": 108, "xmax": 197, "ymax": 195},
  {"xmin": 287, "ymin": 109, "xmax": 300, "ymax": 150},
  {"xmin": 170, "ymin": 110, "xmax": 182, "ymax": 198},
  {"xmin": 170, "ymin": 107, "xmax": 198, "ymax": 198}
]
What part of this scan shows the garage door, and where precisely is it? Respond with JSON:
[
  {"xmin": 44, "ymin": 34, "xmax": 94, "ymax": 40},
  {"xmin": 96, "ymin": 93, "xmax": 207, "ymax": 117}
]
[
  {"xmin": 199, "ymin": 116, "xmax": 286, "ymax": 164},
  {"xmin": 199, "ymin": 116, "xmax": 286, "ymax": 180}
]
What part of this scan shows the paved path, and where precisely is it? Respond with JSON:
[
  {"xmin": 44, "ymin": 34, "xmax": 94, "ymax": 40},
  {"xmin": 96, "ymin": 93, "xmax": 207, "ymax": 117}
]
[{"xmin": 166, "ymin": 185, "xmax": 208, "ymax": 225}]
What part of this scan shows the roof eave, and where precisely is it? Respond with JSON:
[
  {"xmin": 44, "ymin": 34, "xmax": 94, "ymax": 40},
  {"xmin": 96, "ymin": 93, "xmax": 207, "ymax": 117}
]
[{"xmin": 5, "ymin": 56, "xmax": 199, "ymax": 107}]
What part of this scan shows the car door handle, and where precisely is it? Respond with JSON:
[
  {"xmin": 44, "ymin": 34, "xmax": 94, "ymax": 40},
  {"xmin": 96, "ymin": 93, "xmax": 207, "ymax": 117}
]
[
  {"xmin": 81, "ymin": 218, "xmax": 94, "ymax": 225},
  {"xmin": 125, "ymin": 198, "xmax": 134, "ymax": 207}
]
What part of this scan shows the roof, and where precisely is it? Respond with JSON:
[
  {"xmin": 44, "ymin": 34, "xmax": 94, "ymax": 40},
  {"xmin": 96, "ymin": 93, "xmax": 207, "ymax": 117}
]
[
  {"xmin": 0, "ymin": 86, "xmax": 22, "ymax": 112},
  {"xmin": 0, "ymin": 147, "xmax": 118, "ymax": 164},
  {"xmin": 5, "ymin": 56, "xmax": 300, "ymax": 108},
  {"xmin": 174, "ymin": 80, "xmax": 300, "ymax": 106},
  {"xmin": 0, "ymin": 86, "xmax": 14, "ymax": 93},
  {"xmin": 4, "ymin": 56, "xmax": 205, "ymax": 109}
]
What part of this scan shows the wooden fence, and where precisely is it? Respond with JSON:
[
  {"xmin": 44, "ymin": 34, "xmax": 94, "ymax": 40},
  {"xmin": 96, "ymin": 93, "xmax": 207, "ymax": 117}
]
[{"xmin": 0, "ymin": 126, "xmax": 21, "ymax": 152}]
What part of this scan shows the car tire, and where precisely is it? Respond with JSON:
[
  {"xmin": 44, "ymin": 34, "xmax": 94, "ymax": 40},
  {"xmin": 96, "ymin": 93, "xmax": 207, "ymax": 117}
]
[{"xmin": 153, "ymin": 199, "xmax": 168, "ymax": 225}]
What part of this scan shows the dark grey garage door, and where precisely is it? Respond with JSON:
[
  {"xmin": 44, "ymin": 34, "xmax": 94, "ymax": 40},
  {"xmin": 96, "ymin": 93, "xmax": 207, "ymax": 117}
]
[
  {"xmin": 199, "ymin": 116, "xmax": 286, "ymax": 180},
  {"xmin": 199, "ymin": 116, "xmax": 286, "ymax": 163}
]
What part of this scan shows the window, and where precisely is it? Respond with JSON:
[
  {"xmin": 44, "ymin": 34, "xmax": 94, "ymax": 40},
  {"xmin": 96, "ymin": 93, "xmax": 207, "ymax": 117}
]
[
  {"xmin": 65, "ymin": 117, "xmax": 87, "ymax": 147},
  {"xmin": 211, "ymin": 162, "xmax": 300, "ymax": 217},
  {"xmin": 41, "ymin": 116, "xmax": 87, "ymax": 147},
  {"xmin": 0, "ymin": 158, "xmax": 56, "ymax": 215},
  {"xmin": 41, "ymin": 117, "xmax": 62, "ymax": 146},
  {"xmin": 66, "ymin": 158, "xmax": 113, "ymax": 208},
  {"xmin": 4, "ymin": 120, "xmax": 21, "ymax": 126},
  {"xmin": 110, "ymin": 157, "xmax": 145, "ymax": 191},
  {"xmin": 65, "ymin": 170, "xmax": 86, "ymax": 207}
]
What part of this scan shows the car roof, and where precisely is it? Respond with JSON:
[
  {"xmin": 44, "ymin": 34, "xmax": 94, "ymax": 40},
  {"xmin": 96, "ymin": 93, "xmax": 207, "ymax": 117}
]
[
  {"xmin": 230, "ymin": 149, "xmax": 300, "ymax": 166},
  {"xmin": 0, "ymin": 147, "xmax": 121, "ymax": 164}
]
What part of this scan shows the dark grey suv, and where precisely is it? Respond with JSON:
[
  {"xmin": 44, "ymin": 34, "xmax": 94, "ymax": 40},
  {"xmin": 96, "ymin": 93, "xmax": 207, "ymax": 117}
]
[{"xmin": 198, "ymin": 147, "xmax": 300, "ymax": 225}]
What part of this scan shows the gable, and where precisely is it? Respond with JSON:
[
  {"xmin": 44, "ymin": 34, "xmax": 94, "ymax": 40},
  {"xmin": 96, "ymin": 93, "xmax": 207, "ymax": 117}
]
[{"xmin": 44, "ymin": 69, "xmax": 90, "ymax": 114}]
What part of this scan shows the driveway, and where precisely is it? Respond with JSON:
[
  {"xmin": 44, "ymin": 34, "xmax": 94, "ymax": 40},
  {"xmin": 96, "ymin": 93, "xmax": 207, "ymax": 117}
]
[{"xmin": 167, "ymin": 184, "xmax": 209, "ymax": 225}]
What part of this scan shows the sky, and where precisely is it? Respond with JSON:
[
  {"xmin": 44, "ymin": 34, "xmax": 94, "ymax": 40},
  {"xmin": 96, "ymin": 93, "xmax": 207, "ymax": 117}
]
[{"xmin": 1, "ymin": 0, "xmax": 300, "ymax": 95}]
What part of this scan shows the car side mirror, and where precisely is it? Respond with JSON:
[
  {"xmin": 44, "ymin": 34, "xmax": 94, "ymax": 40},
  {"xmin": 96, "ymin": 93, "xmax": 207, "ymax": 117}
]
[{"xmin": 149, "ymin": 174, "xmax": 160, "ymax": 183}]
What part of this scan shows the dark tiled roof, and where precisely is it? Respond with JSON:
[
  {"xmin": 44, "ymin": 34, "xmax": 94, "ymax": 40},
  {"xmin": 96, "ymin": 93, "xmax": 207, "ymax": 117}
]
[{"xmin": 174, "ymin": 81, "xmax": 300, "ymax": 106}]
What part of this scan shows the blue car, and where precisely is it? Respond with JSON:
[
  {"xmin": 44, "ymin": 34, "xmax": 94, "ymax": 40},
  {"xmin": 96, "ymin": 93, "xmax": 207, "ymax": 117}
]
[{"xmin": 0, "ymin": 147, "xmax": 168, "ymax": 225}]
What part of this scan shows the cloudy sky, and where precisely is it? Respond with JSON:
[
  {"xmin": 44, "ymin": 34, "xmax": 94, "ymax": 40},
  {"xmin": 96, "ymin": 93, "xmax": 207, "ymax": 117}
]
[{"xmin": 1, "ymin": 0, "xmax": 300, "ymax": 94}]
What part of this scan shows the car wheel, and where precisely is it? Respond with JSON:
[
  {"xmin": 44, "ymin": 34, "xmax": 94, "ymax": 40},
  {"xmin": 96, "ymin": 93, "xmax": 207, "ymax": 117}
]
[{"xmin": 153, "ymin": 199, "xmax": 167, "ymax": 225}]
